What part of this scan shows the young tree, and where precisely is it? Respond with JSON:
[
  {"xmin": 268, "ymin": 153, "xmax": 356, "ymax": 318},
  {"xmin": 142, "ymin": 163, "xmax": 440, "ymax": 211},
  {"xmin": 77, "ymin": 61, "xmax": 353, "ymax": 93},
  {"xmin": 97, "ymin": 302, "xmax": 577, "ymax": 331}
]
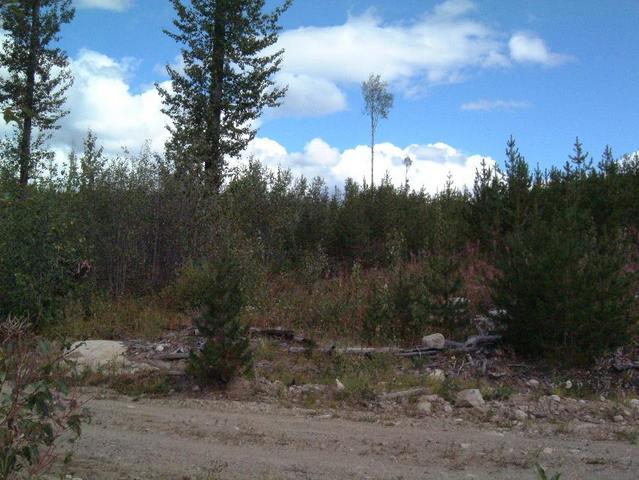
[
  {"xmin": 158, "ymin": 0, "xmax": 291, "ymax": 191},
  {"xmin": 0, "ymin": 0, "xmax": 75, "ymax": 188},
  {"xmin": 361, "ymin": 74, "xmax": 393, "ymax": 187}
]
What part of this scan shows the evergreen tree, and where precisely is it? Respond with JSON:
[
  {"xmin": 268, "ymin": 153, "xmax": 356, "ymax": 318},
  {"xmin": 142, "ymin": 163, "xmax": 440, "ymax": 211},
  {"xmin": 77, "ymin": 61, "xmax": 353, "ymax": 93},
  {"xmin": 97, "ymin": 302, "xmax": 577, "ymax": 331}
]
[
  {"xmin": 0, "ymin": 0, "xmax": 74, "ymax": 188},
  {"xmin": 187, "ymin": 253, "xmax": 253, "ymax": 385},
  {"xmin": 503, "ymin": 136, "xmax": 531, "ymax": 231},
  {"xmin": 158, "ymin": 0, "xmax": 291, "ymax": 191}
]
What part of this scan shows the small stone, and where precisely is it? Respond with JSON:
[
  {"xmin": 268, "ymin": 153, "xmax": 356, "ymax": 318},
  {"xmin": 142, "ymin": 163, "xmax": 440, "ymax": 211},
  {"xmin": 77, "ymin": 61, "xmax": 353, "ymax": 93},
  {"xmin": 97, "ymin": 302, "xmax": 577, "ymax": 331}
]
[
  {"xmin": 192, "ymin": 385, "xmax": 200, "ymax": 392},
  {"xmin": 629, "ymin": 399, "xmax": 639, "ymax": 410},
  {"xmin": 460, "ymin": 442, "xmax": 471, "ymax": 449},
  {"xmin": 565, "ymin": 380, "xmax": 573, "ymax": 390},
  {"xmin": 416, "ymin": 399, "xmax": 432, "ymax": 415},
  {"xmin": 613, "ymin": 415, "xmax": 624, "ymax": 423},
  {"xmin": 456, "ymin": 389, "xmax": 485, "ymax": 409},
  {"xmin": 514, "ymin": 409, "xmax": 528, "ymax": 421},
  {"xmin": 527, "ymin": 379, "xmax": 540, "ymax": 388},
  {"xmin": 550, "ymin": 395, "xmax": 561, "ymax": 402},
  {"xmin": 335, "ymin": 378, "xmax": 345, "ymax": 391},
  {"xmin": 543, "ymin": 447, "xmax": 554, "ymax": 455},
  {"xmin": 599, "ymin": 395, "xmax": 607, "ymax": 402},
  {"xmin": 443, "ymin": 403, "xmax": 453, "ymax": 414},
  {"xmin": 155, "ymin": 344, "xmax": 165, "ymax": 353},
  {"xmin": 422, "ymin": 333, "xmax": 446, "ymax": 349},
  {"xmin": 428, "ymin": 369, "xmax": 446, "ymax": 381}
]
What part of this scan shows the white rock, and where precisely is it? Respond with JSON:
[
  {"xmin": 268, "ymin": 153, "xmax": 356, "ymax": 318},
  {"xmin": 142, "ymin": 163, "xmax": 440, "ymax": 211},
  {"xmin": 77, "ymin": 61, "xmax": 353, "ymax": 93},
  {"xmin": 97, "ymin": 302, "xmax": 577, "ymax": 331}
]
[
  {"xmin": 543, "ymin": 447, "xmax": 553, "ymax": 455},
  {"xmin": 550, "ymin": 395, "xmax": 561, "ymax": 402},
  {"xmin": 443, "ymin": 403, "xmax": 453, "ymax": 414},
  {"xmin": 527, "ymin": 379, "xmax": 540, "ymax": 388},
  {"xmin": 335, "ymin": 378, "xmax": 345, "ymax": 391},
  {"xmin": 629, "ymin": 399, "xmax": 639, "ymax": 410},
  {"xmin": 423, "ymin": 394, "xmax": 443, "ymax": 403},
  {"xmin": 416, "ymin": 399, "xmax": 432, "ymax": 415},
  {"xmin": 67, "ymin": 340, "xmax": 129, "ymax": 370},
  {"xmin": 456, "ymin": 389, "xmax": 485, "ymax": 409},
  {"xmin": 428, "ymin": 369, "xmax": 446, "ymax": 381},
  {"xmin": 613, "ymin": 415, "xmax": 624, "ymax": 423},
  {"xmin": 422, "ymin": 333, "xmax": 445, "ymax": 350},
  {"xmin": 514, "ymin": 409, "xmax": 528, "ymax": 421},
  {"xmin": 565, "ymin": 380, "xmax": 573, "ymax": 389}
]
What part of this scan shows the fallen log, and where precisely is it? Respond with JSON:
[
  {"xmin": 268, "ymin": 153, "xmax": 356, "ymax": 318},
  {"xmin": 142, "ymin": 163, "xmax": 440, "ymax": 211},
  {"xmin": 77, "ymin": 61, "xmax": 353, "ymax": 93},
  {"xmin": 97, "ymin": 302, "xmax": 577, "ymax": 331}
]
[
  {"xmin": 378, "ymin": 387, "xmax": 427, "ymax": 401},
  {"xmin": 249, "ymin": 327, "xmax": 296, "ymax": 340},
  {"xmin": 612, "ymin": 362, "xmax": 639, "ymax": 372}
]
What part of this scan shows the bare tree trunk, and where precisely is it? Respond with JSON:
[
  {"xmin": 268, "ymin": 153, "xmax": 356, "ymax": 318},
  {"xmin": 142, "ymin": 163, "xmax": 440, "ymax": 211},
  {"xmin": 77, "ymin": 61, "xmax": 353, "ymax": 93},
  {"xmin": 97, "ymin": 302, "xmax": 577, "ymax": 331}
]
[
  {"xmin": 370, "ymin": 113, "xmax": 375, "ymax": 188},
  {"xmin": 19, "ymin": 0, "xmax": 41, "ymax": 189}
]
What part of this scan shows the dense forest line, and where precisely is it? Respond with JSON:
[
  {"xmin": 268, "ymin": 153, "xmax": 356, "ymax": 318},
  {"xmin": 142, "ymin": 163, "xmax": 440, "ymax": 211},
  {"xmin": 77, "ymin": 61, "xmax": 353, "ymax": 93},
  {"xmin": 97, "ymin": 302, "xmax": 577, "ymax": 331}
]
[{"xmin": 1, "ymin": 131, "xmax": 638, "ymax": 365}]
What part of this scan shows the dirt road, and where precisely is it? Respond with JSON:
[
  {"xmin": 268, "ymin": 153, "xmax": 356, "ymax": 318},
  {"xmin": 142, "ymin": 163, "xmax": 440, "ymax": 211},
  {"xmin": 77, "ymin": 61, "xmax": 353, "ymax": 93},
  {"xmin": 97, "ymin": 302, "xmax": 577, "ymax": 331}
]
[{"xmin": 61, "ymin": 392, "xmax": 637, "ymax": 480}]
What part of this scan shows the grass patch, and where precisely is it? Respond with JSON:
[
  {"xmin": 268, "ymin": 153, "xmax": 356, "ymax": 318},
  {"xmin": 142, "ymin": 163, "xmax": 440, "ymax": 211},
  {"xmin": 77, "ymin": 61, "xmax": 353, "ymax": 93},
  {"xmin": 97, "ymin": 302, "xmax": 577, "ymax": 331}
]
[
  {"xmin": 76, "ymin": 367, "xmax": 176, "ymax": 397},
  {"xmin": 44, "ymin": 295, "xmax": 188, "ymax": 340}
]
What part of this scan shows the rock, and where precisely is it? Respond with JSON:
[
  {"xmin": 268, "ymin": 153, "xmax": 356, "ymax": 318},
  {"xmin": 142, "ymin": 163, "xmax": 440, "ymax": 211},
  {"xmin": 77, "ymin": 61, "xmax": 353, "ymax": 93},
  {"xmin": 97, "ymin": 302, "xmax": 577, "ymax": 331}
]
[
  {"xmin": 423, "ymin": 394, "xmax": 443, "ymax": 403},
  {"xmin": 191, "ymin": 385, "xmax": 200, "ymax": 393},
  {"xmin": 416, "ymin": 398, "xmax": 432, "ymax": 415},
  {"xmin": 527, "ymin": 379, "xmax": 540, "ymax": 388},
  {"xmin": 335, "ymin": 378, "xmax": 345, "ymax": 392},
  {"xmin": 613, "ymin": 415, "xmax": 624, "ymax": 423},
  {"xmin": 513, "ymin": 409, "xmax": 528, "ymax": 421},
  {"xmin": 456, "ymin": 389, "xmax": 485, "ymax": 409},
  {"xmin": 422, "ymin": 333, "xmax": 445, "ymax": 350},
  {"xmin": 67, "ymin": 340, "xmax": 129, "ymax": 371},
  {"xmin": 443, "ymin": 403, "xmax": 453, "ymax": 414},
  {"xmin": 543, "ymin": 447, "xmax": 553, "ymax": 455},
  {"xmin": 629, "ymin": 399, "xmax": 639, "ymax": 410},
  {"xmin": 565, "ymin": 380, "xmax": 573, "ymax": 389},
  {"xmin": 428, "ymin": 368, "xmax": 446, "ymax": 381},
  {"xmin": 550, "ymin": 395, "xmax": 561, "ymax": 402}
]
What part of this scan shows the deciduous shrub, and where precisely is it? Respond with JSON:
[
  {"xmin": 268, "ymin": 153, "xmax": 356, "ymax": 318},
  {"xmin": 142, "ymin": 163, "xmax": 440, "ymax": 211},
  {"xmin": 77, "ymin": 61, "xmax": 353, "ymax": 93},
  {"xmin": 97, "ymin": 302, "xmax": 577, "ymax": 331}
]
[{"xmin": 0, "ymin": 318, "xmax": 88, "ymax": 478}]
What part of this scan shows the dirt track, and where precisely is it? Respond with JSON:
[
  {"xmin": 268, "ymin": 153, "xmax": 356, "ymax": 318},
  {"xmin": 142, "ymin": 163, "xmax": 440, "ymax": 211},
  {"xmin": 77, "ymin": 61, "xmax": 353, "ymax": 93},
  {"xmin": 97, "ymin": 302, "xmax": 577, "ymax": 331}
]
[{"xmin": 63, "ymin": 392, "xmax": 636, "ymax": 480}]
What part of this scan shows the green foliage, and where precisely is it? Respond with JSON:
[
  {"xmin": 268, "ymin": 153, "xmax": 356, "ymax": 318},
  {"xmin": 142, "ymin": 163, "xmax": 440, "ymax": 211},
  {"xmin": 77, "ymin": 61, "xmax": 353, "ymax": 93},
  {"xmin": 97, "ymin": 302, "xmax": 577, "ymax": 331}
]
[
  {"xmin": 159, "ymin": 0, "xmax": 291, "ymax": 189},
  {"xmin": 492, "ymin": 205, "xmax": 635, "ymax": 365},
  {"xmin": 535, "ymin": 463, "xmax": 562, "ymax": 480},
  {"xmin": 0, "ymin": 192, "xmax": 83, "ymax": 325},
  {"xmin": 0, "ymin": 318, "xmax": 88, "ymax": 478},
  {"xmin": 0, "ymin": 0, "xmax": 75, "ymax": 186},
  {"xmin": 186, "ymin": 252, "xmax": 253, "ymax": 386}
]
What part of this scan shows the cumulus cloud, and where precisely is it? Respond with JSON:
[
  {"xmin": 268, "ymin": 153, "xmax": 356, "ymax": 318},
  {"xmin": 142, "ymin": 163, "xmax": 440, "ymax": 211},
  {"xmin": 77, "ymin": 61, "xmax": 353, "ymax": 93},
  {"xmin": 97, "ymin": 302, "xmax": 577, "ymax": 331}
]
[
  {"xmin": 75, "ymin": 0, "xmax": 133, "ymax": 11},
  {"xmin": 273, "ymin": 73, "xmax": 347, "ymax": 117},
  {"xmin": 268, "ymin": 0, "xmax": 568, "ymax": 116},
  {"xmin": 461, "ymin": 99, "xmax": 532, "ymax": 111},
  {"xmin": 242, "ymin": 137, "xmax": 494, "ymax": 193},
  {"xmin": 55, "ymin": 49, "xmax": 169, "ymax": 156},
  {"xmin": 509, "ymin": 32, "xmax": 571, "ymax": 66}
]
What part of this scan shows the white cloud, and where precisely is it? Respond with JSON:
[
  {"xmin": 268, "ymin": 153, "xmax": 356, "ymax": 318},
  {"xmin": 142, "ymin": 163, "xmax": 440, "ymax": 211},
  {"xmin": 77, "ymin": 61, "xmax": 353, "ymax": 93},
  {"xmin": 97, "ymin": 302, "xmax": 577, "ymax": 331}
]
[
  {"xmin": 270, "ymin": 0, "xmax": 568, "ymax": 116},
  {"xmin": 461, "ymin": 99, "xmax": 531, "ymax": 111},
  {"xmin": 55, "ymin": 49, "xmax": 169, "ymax": 156},
  {"xmin": 75, "ymin": 0, "xmax": 133, "ymax": 11},
  {"xmin": 273, "ymin": 73, "xmax": 347, "ymax": 117},
  {"xmin": 242, "ymin": 137, "xmax": 494, "ymax": 194},
  {"xmin": 509, "ymin": 32, "xmax": 571, "ymax": 66}
]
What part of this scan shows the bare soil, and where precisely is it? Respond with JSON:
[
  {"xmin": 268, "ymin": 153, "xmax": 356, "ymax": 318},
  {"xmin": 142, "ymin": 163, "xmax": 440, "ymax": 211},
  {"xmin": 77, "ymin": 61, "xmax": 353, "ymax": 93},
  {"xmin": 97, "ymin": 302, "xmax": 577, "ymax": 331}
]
[{"xmin": 63, "ymin": 390, "xmax": 637, "ymax": 480}]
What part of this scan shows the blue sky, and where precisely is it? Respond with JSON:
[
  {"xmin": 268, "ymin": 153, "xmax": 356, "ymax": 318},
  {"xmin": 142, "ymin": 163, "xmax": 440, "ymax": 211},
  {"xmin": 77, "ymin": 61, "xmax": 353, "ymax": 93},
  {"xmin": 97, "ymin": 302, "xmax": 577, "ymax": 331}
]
[{"xmin": 9, "ymin": 0, "xmax": 639, "ymax": 191}]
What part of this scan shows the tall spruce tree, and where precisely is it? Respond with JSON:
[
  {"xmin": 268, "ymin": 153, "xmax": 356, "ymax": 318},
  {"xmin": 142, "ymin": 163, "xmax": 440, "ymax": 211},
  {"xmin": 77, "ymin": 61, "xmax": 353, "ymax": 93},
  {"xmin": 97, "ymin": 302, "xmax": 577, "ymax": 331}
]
[
  {"xmin": 0, "ymin": 0, "xmax": 75, "ymax": 188},
  {"xmin": 158, "ymin": 0, "xmax": 291, "ymax": 191}
]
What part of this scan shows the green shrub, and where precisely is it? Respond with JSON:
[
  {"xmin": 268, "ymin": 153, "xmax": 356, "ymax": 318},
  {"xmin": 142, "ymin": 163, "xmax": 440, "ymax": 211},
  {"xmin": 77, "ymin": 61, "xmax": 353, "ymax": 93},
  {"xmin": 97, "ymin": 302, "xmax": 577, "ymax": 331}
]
[
  {"xmin": 0, "ymin": 318, "xmax": 88, "ymax": 478},
  {"xmin": 493, "ymin": 208, "xmax": 636, "ymax": 366},
  {"xmin": 186, "ymin": 252, "xmax": 253, "ymax": 386}
]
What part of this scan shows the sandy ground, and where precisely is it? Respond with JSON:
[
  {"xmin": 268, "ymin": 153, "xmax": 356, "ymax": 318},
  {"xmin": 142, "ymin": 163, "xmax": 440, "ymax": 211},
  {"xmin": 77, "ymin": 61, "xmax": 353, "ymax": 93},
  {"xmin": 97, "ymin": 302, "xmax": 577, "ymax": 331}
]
[{"xmin": 62, "ymin": 392, "xmax": 637, "ymax": 480}]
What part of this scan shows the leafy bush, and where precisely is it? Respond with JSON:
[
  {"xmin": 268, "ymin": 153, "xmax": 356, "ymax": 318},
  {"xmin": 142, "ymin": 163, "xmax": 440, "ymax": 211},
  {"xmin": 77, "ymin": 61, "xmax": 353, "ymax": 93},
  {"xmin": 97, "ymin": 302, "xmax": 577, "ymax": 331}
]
[
  {"xmin": 185, "ymin": 252, "xmax": 253, "ymax": 386},
  {"xmin": 0, "ymin": 194, "xmax": 83, "ymax": 325},
  {"xmin": 0, "ymin": 318, "xmax": 88, "ymax": 478},
  {"xmin": 492, "ymin": 207, "xmax": 636, "ymax": 365}
]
